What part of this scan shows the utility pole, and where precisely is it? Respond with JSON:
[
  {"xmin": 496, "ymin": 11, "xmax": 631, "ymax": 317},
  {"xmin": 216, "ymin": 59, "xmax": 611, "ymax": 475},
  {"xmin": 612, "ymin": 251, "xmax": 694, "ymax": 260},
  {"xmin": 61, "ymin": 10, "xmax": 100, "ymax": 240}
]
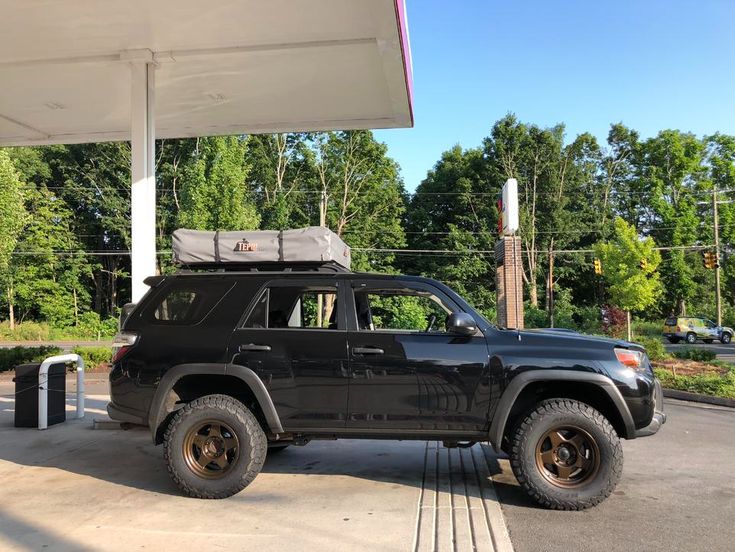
[
  {"xmin": 317, "ymin": 189, "xmax": 327, "ymax": 327},
  {"xmin": 713, "ymin": 184, "xmax": 722, "ymax": 326}
]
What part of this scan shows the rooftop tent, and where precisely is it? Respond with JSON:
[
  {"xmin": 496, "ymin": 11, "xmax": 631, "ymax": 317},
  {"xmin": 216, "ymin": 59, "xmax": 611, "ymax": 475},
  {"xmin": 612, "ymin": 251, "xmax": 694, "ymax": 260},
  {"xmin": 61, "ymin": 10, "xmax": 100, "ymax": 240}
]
[{"xmin": 0, "ymin": 0, "xmax": 413, "ymax": 300}]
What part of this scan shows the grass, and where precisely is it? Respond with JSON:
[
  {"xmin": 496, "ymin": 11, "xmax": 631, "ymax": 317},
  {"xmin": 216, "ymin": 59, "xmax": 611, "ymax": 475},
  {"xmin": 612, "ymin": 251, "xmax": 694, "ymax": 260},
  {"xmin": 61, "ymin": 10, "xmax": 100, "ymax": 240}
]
[{"xmin": 654, "ymin": 364, "xmax": 735, "ymax": 399}]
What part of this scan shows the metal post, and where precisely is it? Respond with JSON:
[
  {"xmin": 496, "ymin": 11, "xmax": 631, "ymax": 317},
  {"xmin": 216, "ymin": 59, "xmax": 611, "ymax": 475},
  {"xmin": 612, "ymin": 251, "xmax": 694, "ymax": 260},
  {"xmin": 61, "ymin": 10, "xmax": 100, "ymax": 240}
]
[
  {"xmin": 713, "ymin": 184, "xmax": 722, "ymax": 326},
  {"xmin": 130, "ymin": 57, "xmax": 157, "ymax": 303},
  {"xmin": 37, "ymin": 354, "xmax": 85, "ymax": 430}
]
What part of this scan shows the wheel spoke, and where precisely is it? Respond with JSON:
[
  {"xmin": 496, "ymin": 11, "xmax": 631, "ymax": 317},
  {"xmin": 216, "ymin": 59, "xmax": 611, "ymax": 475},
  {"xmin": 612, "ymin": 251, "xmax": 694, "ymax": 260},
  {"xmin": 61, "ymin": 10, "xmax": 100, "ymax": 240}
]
[
  {"xmin": 556, "ymin": 465, "xmax": 574, "ymax": 479},
  {"xmin": 193, "ymin": 434, "xmax": 207, "ymax": 450},
  {"xmin": 547, "ymin": 430, "xmax": 564, "ymax": 447},
  {"xmin": 569, "ymin": 433, "xmax": 586, "ymax": 450},
  {"xmin": 208, "ymin": 423, "xmax": 221, "ymax": 438},
  {"xmin": 214, "ymin": 454, "xmax": 229, "ymax": 469},
  {"xmin": 574, "ymin": 453, "xmax": 591, "ymax": 470},
  {"xmin": 196, "ymin": 451, "xmax": 211, "ymax": 469},
  {"xmin": 224, "ymin": 437, "xmax": 238, "ymax": 451},
  {"xmin": 540, "ymin": 450, "xmax": 555, "ymax": 465}
]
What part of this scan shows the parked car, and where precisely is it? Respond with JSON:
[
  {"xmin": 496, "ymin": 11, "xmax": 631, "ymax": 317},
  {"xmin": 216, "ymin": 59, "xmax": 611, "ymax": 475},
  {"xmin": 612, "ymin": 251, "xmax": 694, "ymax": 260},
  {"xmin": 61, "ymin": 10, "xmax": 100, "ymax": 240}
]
[
  {"xmin": 662, "ymin": 316, "xmax": 733, "ymax": 344},
  {"xmin": 107, "ymin": 264, "xmax": 666, "ymax": 510}
]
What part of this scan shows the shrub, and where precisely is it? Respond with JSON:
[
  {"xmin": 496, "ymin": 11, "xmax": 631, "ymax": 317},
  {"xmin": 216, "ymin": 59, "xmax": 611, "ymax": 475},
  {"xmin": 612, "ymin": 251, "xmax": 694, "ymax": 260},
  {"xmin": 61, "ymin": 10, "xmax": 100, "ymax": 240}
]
[
  {"xmin": 673, "ymin": 347, "xmax": 717, "ymax": 362},
  {"xmin": 71, "ymin": 346, "xmax": 112, "ymax": 370},
  {"xmin": 602, "ymin": 305, "xmax": 627, "ymax": 338},
  {"xmin": 635, "ymin": 336, "xmax": 669, "ymax": 361},
  {"xmin": 0, "ymin": 346, "xmax": 63, "ymax": 373},
  {"xmin": 524, "ymin": 305, "xmax": 547, "ymax": 328},
  {"xmin": 655, "ymin": 366, "xmax": 735, "ymax": 399},
  {"xmin": 0, "ymin": 321, "xmax": 52, "ymax": 341},
  {"xmin": 573, "ymin": 306, "xmax": 603, "ymax": 335}
]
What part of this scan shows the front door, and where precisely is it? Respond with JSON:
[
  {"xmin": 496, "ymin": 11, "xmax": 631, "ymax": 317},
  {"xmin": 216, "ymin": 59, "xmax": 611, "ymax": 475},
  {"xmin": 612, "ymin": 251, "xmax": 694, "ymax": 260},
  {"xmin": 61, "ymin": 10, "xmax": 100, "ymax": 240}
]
[
  {"xmin": 228, "ymin": 279, "xmax": 349, "ymax": 430},
  {"xmin": 346, "ymin": 280, "xmax": 491, "ymax": 432}
]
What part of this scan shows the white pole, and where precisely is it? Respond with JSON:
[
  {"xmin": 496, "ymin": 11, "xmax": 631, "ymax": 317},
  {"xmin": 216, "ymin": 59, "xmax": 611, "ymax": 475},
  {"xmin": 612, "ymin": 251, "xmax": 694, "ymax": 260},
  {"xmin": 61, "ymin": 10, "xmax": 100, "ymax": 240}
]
[
  {"xmin": 130, "ymin": 58, "xmax": 157, "ymax": 303},
  {"xmin": 37, "ymin": 354, "xmax": 85, "ymax": 430}
]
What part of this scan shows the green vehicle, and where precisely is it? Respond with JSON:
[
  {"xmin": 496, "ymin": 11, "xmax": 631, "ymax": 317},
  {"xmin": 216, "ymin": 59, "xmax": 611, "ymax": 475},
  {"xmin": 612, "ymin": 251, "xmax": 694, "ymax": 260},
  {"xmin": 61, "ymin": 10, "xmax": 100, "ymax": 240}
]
[{"xmin": 662, "ymin": 316, "xmax": 733, "ymax": 344}]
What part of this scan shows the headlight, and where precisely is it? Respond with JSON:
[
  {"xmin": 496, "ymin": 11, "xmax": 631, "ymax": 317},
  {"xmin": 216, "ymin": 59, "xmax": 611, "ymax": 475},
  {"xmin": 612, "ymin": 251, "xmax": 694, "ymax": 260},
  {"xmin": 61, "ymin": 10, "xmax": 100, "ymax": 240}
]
[{"xmin": 614, "ymin": 348, "xmax": 643, "ymax": 370}]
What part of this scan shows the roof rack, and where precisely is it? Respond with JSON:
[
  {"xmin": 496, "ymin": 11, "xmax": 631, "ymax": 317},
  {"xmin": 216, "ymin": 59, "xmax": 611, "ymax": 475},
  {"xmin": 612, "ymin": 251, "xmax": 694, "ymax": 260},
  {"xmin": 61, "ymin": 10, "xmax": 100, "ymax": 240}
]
[{"xmin": 176, "ymin": 261, "xmax": 352, "ymax": 274}]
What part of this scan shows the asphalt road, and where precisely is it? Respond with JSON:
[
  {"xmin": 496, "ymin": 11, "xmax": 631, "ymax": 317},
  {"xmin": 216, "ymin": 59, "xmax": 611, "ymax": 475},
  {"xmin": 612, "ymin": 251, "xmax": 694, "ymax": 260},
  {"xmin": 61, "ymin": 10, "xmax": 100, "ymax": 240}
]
[{"xmin": 491, "ymin": 399, "xmax": 735, "ymax": 552}]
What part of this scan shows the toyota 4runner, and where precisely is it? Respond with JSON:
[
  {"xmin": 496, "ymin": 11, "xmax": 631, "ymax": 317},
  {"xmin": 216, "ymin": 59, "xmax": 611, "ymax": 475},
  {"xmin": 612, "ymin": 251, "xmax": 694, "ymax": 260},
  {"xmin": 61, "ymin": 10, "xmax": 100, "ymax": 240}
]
[{"xmin": 108, "ymin": 264, "xmax": 665, "ymax": 510}]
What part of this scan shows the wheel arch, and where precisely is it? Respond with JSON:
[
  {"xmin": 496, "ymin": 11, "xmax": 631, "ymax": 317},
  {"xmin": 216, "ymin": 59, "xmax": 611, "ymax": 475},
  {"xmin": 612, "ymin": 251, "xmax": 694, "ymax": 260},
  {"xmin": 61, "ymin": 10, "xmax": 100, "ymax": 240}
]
[
  {"xmin": 148, "ymin": 363, "xmax": 284, "ymax": 444},
  {"xmin": 489, "ymin": 370, "xmax": 636, "ymax": 452}
]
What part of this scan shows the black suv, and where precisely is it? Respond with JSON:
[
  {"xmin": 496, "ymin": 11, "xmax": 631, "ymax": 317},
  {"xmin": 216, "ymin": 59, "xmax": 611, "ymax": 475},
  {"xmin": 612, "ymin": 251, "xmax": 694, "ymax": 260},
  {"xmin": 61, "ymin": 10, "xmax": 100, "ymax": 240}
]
[{"xmin": 108, "ymin": 267, "xmax": 665, "ymax": 510}]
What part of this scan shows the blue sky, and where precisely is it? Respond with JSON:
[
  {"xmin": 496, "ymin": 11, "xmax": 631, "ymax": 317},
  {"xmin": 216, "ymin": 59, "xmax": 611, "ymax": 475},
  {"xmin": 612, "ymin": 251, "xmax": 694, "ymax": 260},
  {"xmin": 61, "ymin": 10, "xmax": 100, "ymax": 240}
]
[{"xmin": 375, "ymin": 0, "xmax": 735, "ymax": 192}]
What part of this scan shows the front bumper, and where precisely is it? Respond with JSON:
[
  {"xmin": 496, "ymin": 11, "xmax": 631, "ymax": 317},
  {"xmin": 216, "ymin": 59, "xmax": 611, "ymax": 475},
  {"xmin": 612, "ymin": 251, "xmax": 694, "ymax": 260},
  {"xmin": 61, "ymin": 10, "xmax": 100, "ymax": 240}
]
[{"xmin": 635, "ymin": 378, "xmax": 667, "ymax": 437}]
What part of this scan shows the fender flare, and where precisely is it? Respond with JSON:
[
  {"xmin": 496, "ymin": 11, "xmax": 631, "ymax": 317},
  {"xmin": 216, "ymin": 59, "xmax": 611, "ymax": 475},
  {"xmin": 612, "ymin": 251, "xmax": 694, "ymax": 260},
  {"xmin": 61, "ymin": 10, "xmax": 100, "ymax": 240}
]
[
  {"xmin": 148, "ymin": 363, "xmax": 284, "ymax": 442},
  {"xmin": 488, "ymin": 370, "xmax": 636, "ymax": 449}
]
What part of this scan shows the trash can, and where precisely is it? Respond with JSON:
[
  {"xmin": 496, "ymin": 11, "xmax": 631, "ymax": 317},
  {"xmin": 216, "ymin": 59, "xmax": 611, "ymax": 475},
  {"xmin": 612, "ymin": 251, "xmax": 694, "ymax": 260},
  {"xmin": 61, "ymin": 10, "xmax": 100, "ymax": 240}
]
[{"xmin": 13, "ymin": 362, "xmax": 67, "ymax": 428}]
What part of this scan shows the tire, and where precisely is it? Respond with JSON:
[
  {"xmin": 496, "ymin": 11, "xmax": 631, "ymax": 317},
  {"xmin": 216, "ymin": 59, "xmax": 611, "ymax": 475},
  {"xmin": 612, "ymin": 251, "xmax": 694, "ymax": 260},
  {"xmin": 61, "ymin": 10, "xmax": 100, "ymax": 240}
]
[
  {"xmin": 685, "ymin": 332, "xmax": 697, "ymax": 344},
  {"xmin": 667, "ymin": 337, "xmax": 680, "ymax": 344},
  {"xmin": 722, "ymin": 333, "xmax": 732, "ymax": 345},
  {"xmin": 163, "ymin": 394, "xmax": 267, "ymax": 499},
  {"xmin": 509, "ymin": 399, "xmax": 623, "ymax": 511}
]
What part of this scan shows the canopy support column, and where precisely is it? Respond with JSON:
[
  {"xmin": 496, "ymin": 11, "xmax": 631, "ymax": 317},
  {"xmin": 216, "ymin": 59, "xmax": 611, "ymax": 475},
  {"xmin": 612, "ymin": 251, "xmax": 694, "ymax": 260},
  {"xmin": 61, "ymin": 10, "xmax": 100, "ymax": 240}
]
[{"xmin": 129, "ymin": 57, "xmax": 157, "ymax": 302}]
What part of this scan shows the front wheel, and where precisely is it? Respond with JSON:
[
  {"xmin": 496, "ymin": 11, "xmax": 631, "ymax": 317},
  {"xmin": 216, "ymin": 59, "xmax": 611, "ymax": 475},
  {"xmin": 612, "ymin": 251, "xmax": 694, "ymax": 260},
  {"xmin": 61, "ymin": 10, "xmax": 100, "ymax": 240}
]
[
  {"xmin": 163, "ymin": 394, "xmax": 267, "ymax": 499},
  {"xmin": 685, "ymin": 332, "xmax": 697, "ymax": 344},
  {"xmin": 509, "ymin": 399, "xmax": 623, "ymax": 510},
  {"xmin": 721, "ymin": 333, "xmax": 732, "ymax": 345}
]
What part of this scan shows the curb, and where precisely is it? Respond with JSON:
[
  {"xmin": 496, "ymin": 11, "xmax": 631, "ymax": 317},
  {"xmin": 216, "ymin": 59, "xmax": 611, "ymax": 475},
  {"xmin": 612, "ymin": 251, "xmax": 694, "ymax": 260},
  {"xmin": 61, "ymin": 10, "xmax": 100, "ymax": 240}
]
[{"xmin": 663, "ymin": 388, "xmax": 735, "ymax": 408}]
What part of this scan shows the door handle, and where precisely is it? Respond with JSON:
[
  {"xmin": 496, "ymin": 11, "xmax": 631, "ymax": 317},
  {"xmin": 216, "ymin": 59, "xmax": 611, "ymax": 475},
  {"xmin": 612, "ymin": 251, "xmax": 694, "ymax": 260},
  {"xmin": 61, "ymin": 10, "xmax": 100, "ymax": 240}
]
[
  {"xmin": 352, "ymin": 347, "xmax": 384, "ymax": 355},
  {"xmin": 239, "ymin": 343, "xmax": 272, "ymax": 352}
]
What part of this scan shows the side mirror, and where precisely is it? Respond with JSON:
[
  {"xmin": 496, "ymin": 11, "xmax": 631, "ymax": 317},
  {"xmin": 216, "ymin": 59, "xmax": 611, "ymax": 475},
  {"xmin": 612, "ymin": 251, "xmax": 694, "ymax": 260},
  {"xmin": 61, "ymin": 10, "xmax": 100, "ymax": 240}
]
[{"xmin": 447, "ymin": 312, "xmax": 477, "ymax": 336}]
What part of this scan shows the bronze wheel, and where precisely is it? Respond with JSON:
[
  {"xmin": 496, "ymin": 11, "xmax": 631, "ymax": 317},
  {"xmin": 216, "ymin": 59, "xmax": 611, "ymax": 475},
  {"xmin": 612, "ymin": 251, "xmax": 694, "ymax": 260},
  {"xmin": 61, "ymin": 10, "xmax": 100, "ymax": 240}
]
[
  {"xmin": 510, "ymin": 399, "xmax": 623, "ymax": 510},
  {"xmin": 535, "ymin": 426, "xmax": 601, "ymax": 488},
  {"xmin": 164, "ymin": 394, "xmax": 266, "ymax": 499},
  {"xmin": 183, "ymin": 419, "xmax": 240, "ymax": 479}
]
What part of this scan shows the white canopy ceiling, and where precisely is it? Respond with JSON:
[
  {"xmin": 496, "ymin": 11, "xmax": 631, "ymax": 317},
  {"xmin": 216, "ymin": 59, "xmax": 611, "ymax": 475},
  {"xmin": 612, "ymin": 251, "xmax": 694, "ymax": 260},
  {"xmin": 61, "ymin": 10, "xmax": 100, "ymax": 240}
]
[{"xmin": 0, "ymin": 0, "xmax": 413, "ymax": 146}]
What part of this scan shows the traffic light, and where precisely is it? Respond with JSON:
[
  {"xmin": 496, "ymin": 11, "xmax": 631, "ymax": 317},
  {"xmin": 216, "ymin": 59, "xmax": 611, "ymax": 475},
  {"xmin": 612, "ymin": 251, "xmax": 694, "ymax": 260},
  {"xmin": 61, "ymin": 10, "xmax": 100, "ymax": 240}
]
[
  {"xmin": 594, "ymin": 258, "xmax": 602, "ymax": 275},
  {"xmin": 639, "ymin": 258, "xmax": 648, "ymax": 270},
  {"xmin": 702, "ymin": 251, "xmax": 719, "ymax": 269}
]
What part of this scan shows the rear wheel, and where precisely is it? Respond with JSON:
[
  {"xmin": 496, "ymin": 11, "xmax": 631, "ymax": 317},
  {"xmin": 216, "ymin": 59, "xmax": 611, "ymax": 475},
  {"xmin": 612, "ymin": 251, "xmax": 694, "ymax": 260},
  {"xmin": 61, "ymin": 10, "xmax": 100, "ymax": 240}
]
[
  {"xmin": 163, "ymin": 394, "xmax": 266, "ymax": 499},
  {"xmin": 721, "ymin": 333, "xmax": 732, "ymax": 344},
  {"xmin": 510, "ymin": 399, "xmax": 623, "ymax": 510},
  {"xmin": 685, "ymin": 332, "xmax": 697, "ymax": 344}
]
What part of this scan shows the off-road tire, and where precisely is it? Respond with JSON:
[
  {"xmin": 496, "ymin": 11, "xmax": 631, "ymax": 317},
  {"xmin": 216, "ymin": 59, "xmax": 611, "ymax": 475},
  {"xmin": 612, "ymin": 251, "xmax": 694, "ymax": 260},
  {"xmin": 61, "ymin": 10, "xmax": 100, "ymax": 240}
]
[
  {"xmin": 163, "ymin": 394, "xmax": 266, "ymax": 499},
  {"xmin": 686, "ymin": 332, "xmax": 697, "ymax": 344},
  {"xmin": 510, "ymin": 399, "xmax": 623, "ymax": 511},
  {"xmin": 721, "ymin": 333, "xmax": 732, "ymax": 345}
]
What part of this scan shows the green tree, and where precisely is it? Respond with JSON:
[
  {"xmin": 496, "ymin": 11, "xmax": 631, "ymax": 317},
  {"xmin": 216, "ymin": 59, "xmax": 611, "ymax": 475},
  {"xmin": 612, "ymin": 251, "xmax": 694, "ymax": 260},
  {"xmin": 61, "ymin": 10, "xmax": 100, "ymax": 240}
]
[
  {"xmin": 178, "ymin": 136, "xmax": 260, "ymax": 231},
  {"xmin": 0, "ymin": 150, "xmax": 29, "ymax": 329},
  {"xmin": 594, "ymin": 217, "xmax": 663, "ymax": 340}
]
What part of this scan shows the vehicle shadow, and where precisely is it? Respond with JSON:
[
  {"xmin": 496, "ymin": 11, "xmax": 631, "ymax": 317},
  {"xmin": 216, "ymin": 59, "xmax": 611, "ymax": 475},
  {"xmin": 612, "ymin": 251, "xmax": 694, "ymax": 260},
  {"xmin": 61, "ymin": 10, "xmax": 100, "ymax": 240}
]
[{"xmin": 0, "ymin": 396, "xmax": 526, "ymax": 505}]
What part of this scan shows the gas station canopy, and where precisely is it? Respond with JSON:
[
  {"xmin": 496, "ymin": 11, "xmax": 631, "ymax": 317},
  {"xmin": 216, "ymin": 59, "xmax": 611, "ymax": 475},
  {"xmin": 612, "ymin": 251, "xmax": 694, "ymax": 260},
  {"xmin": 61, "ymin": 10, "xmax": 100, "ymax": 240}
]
[{"xmin": 0, "ymin": 0, "xmax": 413, "ymax": 146}]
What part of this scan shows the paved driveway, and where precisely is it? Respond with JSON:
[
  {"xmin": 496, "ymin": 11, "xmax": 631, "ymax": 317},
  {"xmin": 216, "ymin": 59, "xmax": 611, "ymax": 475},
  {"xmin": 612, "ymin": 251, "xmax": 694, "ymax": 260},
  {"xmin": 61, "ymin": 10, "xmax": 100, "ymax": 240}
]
[{"xmin": 0, "ymin": 383, "xmax": 511, "ymax": 552}]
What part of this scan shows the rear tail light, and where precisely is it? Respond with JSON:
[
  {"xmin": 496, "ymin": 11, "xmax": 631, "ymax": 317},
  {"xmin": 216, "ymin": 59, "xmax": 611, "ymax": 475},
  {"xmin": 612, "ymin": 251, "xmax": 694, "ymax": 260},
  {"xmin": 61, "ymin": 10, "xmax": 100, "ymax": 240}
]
[
  {"xmin": 676, "ymin": 326, "xmax": 681, "ymax": 332},
  {"xmin": 615, "ymin": 348, "xmax": 643, "ymax": 370},
  {"xmin": 112, "ymin": 332, "xmax": 139, "ymax": 363}
]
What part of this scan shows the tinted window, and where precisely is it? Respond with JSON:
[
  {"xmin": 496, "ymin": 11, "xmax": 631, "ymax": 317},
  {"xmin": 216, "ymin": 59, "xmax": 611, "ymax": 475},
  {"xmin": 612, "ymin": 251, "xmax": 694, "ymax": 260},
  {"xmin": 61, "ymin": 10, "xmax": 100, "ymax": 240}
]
[
  {"xmin": 150, "ymin": 280, "xmax": 233, "ymax": 324},
  {"xmin": 665, "ymin": 318, "xmax": 677, "ymax": 326},
  {"xmin": 243, "ymin": 285, "xmax": 339, "ymax": 330},
  {"xmin": 354, "ymin": 287, "xmax": 454, "ymax": 332}
]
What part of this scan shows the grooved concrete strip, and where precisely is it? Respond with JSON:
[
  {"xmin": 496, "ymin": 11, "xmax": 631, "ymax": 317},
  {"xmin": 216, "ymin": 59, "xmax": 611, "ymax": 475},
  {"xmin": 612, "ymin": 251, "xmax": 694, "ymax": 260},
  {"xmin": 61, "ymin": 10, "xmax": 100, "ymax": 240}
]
[{"xmin": 413, "ymin": 442, "xmax": 513, "ymax": 552}]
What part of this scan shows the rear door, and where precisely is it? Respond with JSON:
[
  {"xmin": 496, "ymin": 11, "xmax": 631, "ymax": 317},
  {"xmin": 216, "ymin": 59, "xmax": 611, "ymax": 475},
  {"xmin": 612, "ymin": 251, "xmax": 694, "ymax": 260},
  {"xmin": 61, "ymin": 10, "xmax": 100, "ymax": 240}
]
[
  {"xmin": 345, "ymin": 279, "xmax": 491, "ymax": 432},
  {"xmin": 228, "ymin": 278, "xmax": 349, "ymax": 430}
]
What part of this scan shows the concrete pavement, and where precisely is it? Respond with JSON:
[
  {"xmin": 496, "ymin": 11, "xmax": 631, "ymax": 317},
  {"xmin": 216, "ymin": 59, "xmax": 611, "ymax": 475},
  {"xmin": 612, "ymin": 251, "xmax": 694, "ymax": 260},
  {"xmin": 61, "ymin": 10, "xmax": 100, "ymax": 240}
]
[{"xmin": 0, "ymin": 385, "xmax": 512, "ymax": 552}]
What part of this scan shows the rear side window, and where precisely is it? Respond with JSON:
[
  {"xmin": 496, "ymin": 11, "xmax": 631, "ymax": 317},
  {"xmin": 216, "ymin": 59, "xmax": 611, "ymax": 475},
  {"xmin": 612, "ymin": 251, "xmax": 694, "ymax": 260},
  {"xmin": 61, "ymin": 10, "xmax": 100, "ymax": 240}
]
[
  {"xmin": 665, "ymin": 318, "xmax": 677, "ymax": 326},
  {"xmin": 243, "ymin": 284, "xmax": 340, "ymax": 330},
  {"xmin": 149, "ymin": 280, "xmax": 233, "ymax": 325}
]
